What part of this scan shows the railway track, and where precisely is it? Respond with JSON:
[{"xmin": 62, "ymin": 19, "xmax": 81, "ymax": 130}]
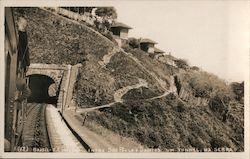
[
  {"xmin": 21, "ymin": 103, "xmax": 51, "ymax": 152},
  {"xmin": 20, "ymin": 103, "xmax": 87, "ymax": 152}
]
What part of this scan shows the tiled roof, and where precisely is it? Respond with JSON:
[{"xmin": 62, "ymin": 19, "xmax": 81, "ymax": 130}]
[{"xmin": 111, "ymin": 22, "xmax": 132, "ymax": 29}]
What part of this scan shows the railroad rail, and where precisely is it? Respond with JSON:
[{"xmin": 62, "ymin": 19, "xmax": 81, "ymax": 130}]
[{"xmin": 18, "ymin": 103, "xmax": 88, "ymax": 152}]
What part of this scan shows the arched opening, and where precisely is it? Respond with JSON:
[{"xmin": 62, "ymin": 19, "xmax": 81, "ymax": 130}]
[{"xmin": 27, "ymin": 74, "xmax": 59, "ymax": 104}]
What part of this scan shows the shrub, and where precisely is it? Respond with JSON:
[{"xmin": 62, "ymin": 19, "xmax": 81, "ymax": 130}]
[
  {"xmin": 122, "ymin": 43, "xmax": 133, "ymax": 52},
  {"xmin": 210, "ymin": 137, "xmax": 229, "ymax": 151},
  {"xmin": 122, "ymin": 87, "xmax": 159, "ymax": 100},
  {"xmin": 188, "ymin": 135, "xmax": 205, "ymax": 150},
  {"xmin": 95, "ymin": 7, "xmax": 117, "ymax": 20},
  {"xmin": 128, "ymin": 38, "xmax": 140, "ymax": 49},
  {"xmin": 189, "ymin": 78, "xmax": 212, "ymax": 98},
  {"xmin": 191, "ymin": 66, "xmax": 200, "ymax": 71},
  {"xmin": 230, "ymin": 82, "xmax": 244, "ymax": 102},
  {"xmin": 103, "ymin": 31, "xmax": 115, "ymax": 42},
  {"xmin": 209, "ymin": 93, "xmax": 231, "ymax": 113},
  {"xmin": 174, "ymin": 59, "xmax": 189, "ymax": 69},
  {"xmin": 176, "ymin": 101, "xmax": 185, "ymax": 113},
  {"xmin": 162, "ymin": 132, "xmax": 179, "ymax": 149},
  {"xmin": 165, "ymin": 92, "xmax": 177, "ymax": 100}
]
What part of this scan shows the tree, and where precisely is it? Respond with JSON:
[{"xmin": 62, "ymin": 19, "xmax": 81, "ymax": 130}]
[
  {"xmin": 174, "ymin": 59, "xmax": 189, "ymax": 69},
  {"xmin": 191, "ymin": 66, "xmax": 200, "ymax": 71},
  {"xmin": 128, "ymin": 38, "xmax": 140, "ymax": 48},
  {"xmin": 189, "ymin": 76, "xmax": 212, "ymax": 98},
  {"xmin": 95, "ymin": 7, "xmax": 117, "ymax": 20},
  {"xmin": 209, "ymin": 93, "xmax": 230, "ymax": 113},
  {"xmin": 230, "ymin": 82, "xmax": 244, "ymax": 102},
  {"xmin": 210, "ymin": 137, "xmax": 229, "ymax": 151},
  {"xmin": 94, "ymin": 7, "xmax": 117, "ymax": 33}
]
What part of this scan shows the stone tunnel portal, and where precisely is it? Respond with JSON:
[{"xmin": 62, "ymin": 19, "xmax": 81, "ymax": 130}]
[{"xmin": 27, "ymin": 74, "xmax": 59, "ymax": 104}]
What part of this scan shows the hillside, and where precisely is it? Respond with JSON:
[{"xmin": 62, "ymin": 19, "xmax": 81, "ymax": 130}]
[
  {"xmin": 13, "ymin": 7, "xmax": 244, "ymax": 152},
  {"xmin": 14, "ymin": 7, "xmax": 172, "ymax": 105},
  {"xmin": 86, "ymin": 70, "xmax": 244, "ymax": 151}
]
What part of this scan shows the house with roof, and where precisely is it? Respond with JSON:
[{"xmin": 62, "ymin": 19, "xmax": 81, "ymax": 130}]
[
  {"xmin": 110, "ymin": 21, "xmax": 132, "ymax": 47},
  {"xmin": 111, "ymin": 22, "xmax": 132, "ymax": 40},
  {"xmin": 139, "ymin": 38, "xmax": 157, "ymax": 53}
]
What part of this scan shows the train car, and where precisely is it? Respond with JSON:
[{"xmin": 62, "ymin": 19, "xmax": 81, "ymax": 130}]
[{"xmin": 5, "ymin": 7, "xmax": 29, "ymax": 152}]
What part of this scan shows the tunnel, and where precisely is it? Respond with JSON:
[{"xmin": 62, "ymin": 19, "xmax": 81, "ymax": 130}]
[{"xmin": 27, "ymin": 74, "xmax": 59, "ymax": 104}]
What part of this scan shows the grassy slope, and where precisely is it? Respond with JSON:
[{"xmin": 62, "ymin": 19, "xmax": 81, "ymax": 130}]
[
  {"xmin": 87, "ymin": 93, "xmax": 243, "ymax": 151},
  {"xmin": 130, "ymin": 48, "xmax": 175, "ymax": 83},
  {"xmin": 14, "ymin": 7, "xmax": 113, "ymax": 64},
  {"xmin": 14, "ymin": 7, "xmax": 244, "ymax": 151}
]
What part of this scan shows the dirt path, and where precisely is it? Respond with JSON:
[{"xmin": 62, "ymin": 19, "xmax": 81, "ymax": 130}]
[
  {"xmin": 113, "ymin": 78, "xmax": 148, "ymax": 102},
  {"xmin": 147, "ymin": 76, "xmax": 177, "ymax": 100},
  {"xmin": 75, "ymin": 78, "xmax": 148, "ymax": 113},
  {"xmin": 75, "ymin": 50, "xmax": 177, "ymax": 113},
  {"xmin": 75, "ymin": 76, "xmax": 177, "ymax": 113},
  {"xmin": 98, "ymin": 47, "xmax": 120, "ymax": 67}
]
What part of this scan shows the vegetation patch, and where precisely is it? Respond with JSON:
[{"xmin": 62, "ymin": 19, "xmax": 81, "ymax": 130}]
[
  {"xmin": 14, "ymin": 7, "xmax": 114, "ymax": 64},
  {"xmin": 122, "ymin": 87, "xmax": 160, "ymax": 101},
  {"xmin": 86, "ymin": 95, "xmax": 243, "ymax": 151}
]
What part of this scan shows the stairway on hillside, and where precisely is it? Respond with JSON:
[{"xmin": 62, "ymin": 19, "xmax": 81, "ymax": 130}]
[
  {"xmin": 122, "ymin": 50, "xmax": 167, "ymax": 90},
  {"xmin": 113, "ymin": 78, "xmax": 148, "ymax": 103},
  {"xmin": 98, "ymin": 47, "xmax": 120, "ymax": 67}
]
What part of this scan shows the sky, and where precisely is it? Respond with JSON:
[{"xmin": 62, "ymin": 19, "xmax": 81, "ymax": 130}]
[
  {"xmin": 1, "ymin": 0, "xmax": 248, "ymax": 82},
  {"xmin": 109, "ymin": 1, "xmax": 249, "ymax": 82}
]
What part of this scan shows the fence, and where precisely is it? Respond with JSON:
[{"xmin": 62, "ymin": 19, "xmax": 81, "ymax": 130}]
[
  {"xmin": 44, "ymin": 7, "xmax": 95, "ymax": 26},
  {"xmin": 179, "ymin": 87, "xmax": 208, "ymax": 106}
]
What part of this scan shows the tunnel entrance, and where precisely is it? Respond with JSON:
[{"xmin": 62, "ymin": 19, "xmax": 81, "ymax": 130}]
[{"xmin": 27, "ymin": 74, "xmax": 59, "ymax": 104}]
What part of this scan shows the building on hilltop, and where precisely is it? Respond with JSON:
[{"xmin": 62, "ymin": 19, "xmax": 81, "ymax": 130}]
[
  {"xmin": 111, "ymin": 21, "xmax": 132, "ymax": 47},
  {"xmin": 139, "ymin": 38, "xmax": 157, "ymax": 53},
  {"xmin": 111, "ymin": 22, "xmax": 132, "ymax": 40}
]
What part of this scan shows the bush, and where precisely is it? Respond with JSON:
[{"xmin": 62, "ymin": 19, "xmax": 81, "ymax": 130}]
[
  {"xmin": 189, "ymin": 78, "xmax": 212, "ymax": 98},
  {"xmin": 230, "ymin": 82, "xmax": 244, "ymax": 102},
  {"xmin": 174, "ymin": 59, "xmax": 189, "ymax": 69},
  {"xmin": 209, "ymin": 93, "xmax": 231, "ymax": 113},
  {"xmin": 165, "ymin": 92, "xmax": 177, "ymax": 100},
  {"xmin": 191, "ymin": 66, "xmax": 200, "ymax": 71},
  {"xmin": 180, "ymin": 71, "xmax": 233, "ymax": 99},
  {"xmin": 128, "ymin": 38, "xmax": 140, "ymax": 49},
  {"xmin": 188, "ymin": 135, "xmax": 205, "ymax": 150},
  {"xmin": 95, "ymin": 7, "xmax": 117, "ymax": 20},
  {"xmin": 122, "ymin": 43, "xmax": 133, "ymax": 52},
  {"xmin": 176, "ymin": 101, "xmax": 185, "ymax": 113},
  {"xmin": 122, "ymin": 87, "xmax": 159, "ymax": 100},
  {"xmin": 103, "ymin": 31, "xmax": 115, "ymax": 42},
  {"xmin": 210, "ymin": 137, "xmax": 229, "ymax": 151}
]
